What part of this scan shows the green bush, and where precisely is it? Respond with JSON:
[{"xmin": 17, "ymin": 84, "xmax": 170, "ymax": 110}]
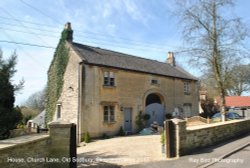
[
  {"xmin": 102, "ymin": 133, "xmax": 110, "ymax": 139},
  {"xmin": 84, "ymin": 132, "xmax": 91, "ymax": 143},
  {"xmin": 160, "ymin": 131, "xmax": 166, "ymax": 145},
  {"xmin": 117, "ymin": 126, "xmax": 125, "ymax": 136},
  {"xmin": 143, "ymin": 114, "xmax": 151, "ymax": 121},
  {"xmin": 165, "ymin": 113, "xmax": 173, "ymax": 119}
]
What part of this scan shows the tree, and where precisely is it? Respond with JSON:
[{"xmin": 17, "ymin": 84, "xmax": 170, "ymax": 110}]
[
  {"xmin": 24, "ymin": 87, "xmax": 46, "ymax": 112},
  {"xmin": 0, "ymin": 50, "xmax": 23, "ymax": 139},
  {"xmin": 200, "ymin": 98, "xmax": 219, "ymax": 118},
  {"xmin": 227, "ymin": 64, "xmax": 250, "ymax": 96},
  {"xmin": 175, "ymin": 0, "xmax": 249, "ymax": 121}
]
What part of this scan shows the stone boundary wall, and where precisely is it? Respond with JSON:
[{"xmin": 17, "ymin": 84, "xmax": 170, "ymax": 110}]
[
  {"xmin": 9, "ymin": 128, "xmax": 36, "ymax": 138},
  {"xmin": 0, "ymin": 121, "xmax": 76, "ymax": 168},
  {"xmin": 0, "ymin": 135, "xmax": 50, "ymax": 168},
  {"xmin": 165, "ymin": 119, "xmax": 250, "ymax": 158}
]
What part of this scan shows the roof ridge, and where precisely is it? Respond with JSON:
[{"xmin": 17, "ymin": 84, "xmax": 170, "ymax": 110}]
[
  {"xmin": 72, "ymin": 42, "xmax": 169, "ymax": 66},
  {"xmin": 71, "ymin": 42, "xmax": 197, "ymax": 80}
]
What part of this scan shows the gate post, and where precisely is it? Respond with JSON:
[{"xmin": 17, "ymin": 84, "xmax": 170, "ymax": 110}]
[
  {"xmin": 164, "ymin": 119, "xmax": 187, "ymax": 158},
  {"xmin": 48, "ymin": 121, "xmax": 77, "ymax": 168},
  {"xmin": 164, "ymin": 120, "xmax": 176, "ymax": 158}
]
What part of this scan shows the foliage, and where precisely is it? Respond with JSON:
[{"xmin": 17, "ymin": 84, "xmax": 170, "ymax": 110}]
[
  {"xmin": 160, "ymin": 131, "xmax": 166, "ymax": 145},
  {"xmin": 227, "ymin": 64, "xmax": 250, "ymax": 96},
  {"xmin": 24, "ymin": 87, "xmax": 47, "ymax": 112},
  {"xmin": 45, "ymin": 29, "xmax": 71, "ymax": 124},
  {"xmin": 19, "ymin": 106, "xmax": 38, "ymax": 125},
  {"xmin": 200, "ymin": 98, "xmax": 219, "ymax": 118},
  {"xmin": 16, "ymin": 124, "xmax": 26, "ymax": 129},
  {"xmin": 117, "ymin": 126, "xmax": 125, "ymax": 136},
  {"xmin": 0, "ymin": 51, "xmax": 23, "ymax": 139},
  {"xmin": 84, "ymin": 132, "xmax": 91, "ymax": 143},
  {"xmin": 201, "ymin": 64, "xmax": 250, "ymax": 96},
  {"xmin": 135, "ymin": 111, "xmax": 145, "ymax": 131},
  {"xmin": 135, "ymin": 111, "xmax": 151, "ymax": 131},
  {"xmin": 143, "ymin": 113, "xmax": 151, "ymax": 121},
  {"xmin": 102, "ymin": 133, "xmax": 110, "ymax": 139},
  {"xmin": 175, "ymin": 0, "xmax": 249, "ymax": 121},
  {"xmin": 165, "ymin": 113, "xmax": 173, "ymax": 119}
]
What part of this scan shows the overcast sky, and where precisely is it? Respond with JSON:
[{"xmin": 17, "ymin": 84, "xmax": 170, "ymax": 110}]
[{"xmin": 0, "ymin": 0, "xmax": 249, "ymax": 106}]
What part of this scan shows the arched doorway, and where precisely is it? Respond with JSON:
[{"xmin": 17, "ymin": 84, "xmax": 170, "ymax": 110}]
[{"xmin": 145, "ymin": 93, "xmax": 165, "ymax": 127}]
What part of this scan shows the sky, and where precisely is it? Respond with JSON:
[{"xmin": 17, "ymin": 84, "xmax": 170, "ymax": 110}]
[{"xmin": 0, "ymin": 0, "xmax": 250, "ymax": 106}]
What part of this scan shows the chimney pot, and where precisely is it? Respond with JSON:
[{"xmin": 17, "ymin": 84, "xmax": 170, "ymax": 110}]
[
  {"xmin": 64, "ymin": 22, "xmax": 72, "ymax": 30},
  {"xmin": 167, "ymin": 52, "xmax": 176, "ymax": 66},
  {"xmin": 63, "ymin": 22, "xmax": 73, "ymax": 42}
]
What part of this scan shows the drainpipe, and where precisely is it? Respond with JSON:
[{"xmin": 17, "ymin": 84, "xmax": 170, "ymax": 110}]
[{"xmin": 77, "ymin": 62, "xmax": 83, "ymax": 144}]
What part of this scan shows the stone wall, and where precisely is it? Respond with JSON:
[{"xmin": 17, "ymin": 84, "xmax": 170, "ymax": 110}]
[
  {"xmin": 56, "ymin": 43, "xmax": 200, "ymax": 138},
  {"xmin": 0, "ymin": 121, "xmax": 76, "ymax": 168},
  {"xmin": 0, "ymin": 135, "xmax": 50, "ymax": 168},
  {"xmin": 9, "ymin": 128, "xmax": 34, "ymax": 138},
  {"xmin": 55, "ymin": 42, "xmax": 82, "ymax": 125},
  {"xmin": 165, "ymin": 119, "xmax": 250, "ymax": 158},
  {"xmin": 82, "ymin": 65, "xmax": 199, "ymax": 137}
]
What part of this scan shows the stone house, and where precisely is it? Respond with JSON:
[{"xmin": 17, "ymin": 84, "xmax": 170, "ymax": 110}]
[{"xmin": 50, "ymin": 23, "xmax": 199, "ymax": 140}]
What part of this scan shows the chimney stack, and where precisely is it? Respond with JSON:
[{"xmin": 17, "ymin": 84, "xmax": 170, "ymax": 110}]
[
  {"xmin": 167, "ymin": 52, "xmax": 176, "ymax": 66},
  {"xmin": 63, "ymin": 22, "xmax": 73, "ymax": 42}
]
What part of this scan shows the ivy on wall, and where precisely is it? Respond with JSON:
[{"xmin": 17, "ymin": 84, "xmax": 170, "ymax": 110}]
[{"xmin": 45, "ymin": 29, "xmax": 71, "ymax": 125}]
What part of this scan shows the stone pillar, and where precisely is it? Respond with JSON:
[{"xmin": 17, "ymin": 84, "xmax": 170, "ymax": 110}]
[
  {"xmin": 165, "ymin": 119, "xmax": 187, "ymax": 159},
  {"xmin": 48, "ymin": 120, "xmax": 76, "ymax": 168},
  {"xmin": 172, "ymin": 119, "xmax": 187, "ymax": 157}
]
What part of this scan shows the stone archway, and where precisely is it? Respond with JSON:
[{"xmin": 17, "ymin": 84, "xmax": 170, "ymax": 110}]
[{"xmin": 144, "ymin": 93, "xmax": 165, "ymax": 127}]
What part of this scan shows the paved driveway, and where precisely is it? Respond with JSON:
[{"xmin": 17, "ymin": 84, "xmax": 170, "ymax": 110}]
[{"xmin": 77, "ymin": 134, "xmax": 164, "ymax": 167}]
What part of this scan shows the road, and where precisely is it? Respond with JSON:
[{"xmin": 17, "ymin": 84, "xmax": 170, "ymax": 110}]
[{"xmin": 210, "ymin": 145, "xmax": 250, "ymax": 168}]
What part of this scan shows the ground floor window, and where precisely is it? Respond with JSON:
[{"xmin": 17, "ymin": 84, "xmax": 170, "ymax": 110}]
[
  {"xmin": 183, "ymin": 103, "xmax": 192, "ymax": 117},
  {"xmin": 104, "ymin": 105, "xmax": 115, "ymax": 122}
]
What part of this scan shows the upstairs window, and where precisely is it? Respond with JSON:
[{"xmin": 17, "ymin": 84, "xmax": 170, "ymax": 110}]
[
  {"xmin": 104, "ymin": 72, "xmax": 115, "ymax": 86},
  {"xmin": 104, "ymin": 105, "xmax": 115, "ymax": 123},
  {"xmin": 56, "ymin": 103, "xmax": 61, "ymax": 119},
  {"xmin": 151, "ymin": 79, "xmax": 158, "ymax": 85},
  {"xmin": 184, "ymin": 81, "xmax": 190, "ymax": 95}
]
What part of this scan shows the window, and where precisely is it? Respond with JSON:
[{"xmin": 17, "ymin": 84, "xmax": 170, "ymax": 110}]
[
  {"xmin": 57, "ymin": 104, "xmax": 61, "ymax": 119},
  {"xmin": 183, "ymin": 103, "xmax": 192, "ymax": 117},
  {"xmin": 151, "ymin": 79, "xmax": 158, "ymax": 85},
  {"xmin": 104, "ymin": 72, "xmax": 115, "ymax": 86},
  {"xmin": 103, "ymin": 105, "xmax": 115, "ymax": 122},
  {"xmin": 184, "ymin": 81, "xmax": 190, "ymax": 94}
]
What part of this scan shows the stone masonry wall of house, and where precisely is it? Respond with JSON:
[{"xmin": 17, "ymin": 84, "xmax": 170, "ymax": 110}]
[
  {"xmin": 169, "ymin": 119, "xmax": 250, "ymax": 157},
  {"xmin": 54, "ymin": 42, "xmax": 82, "ymax": 125},
  {"xmin": 82, "ymin": 64, "xmax": 199, "ymax": 137},
  {"xmin": 0, "ymin": 121, "xmax": 76, "ymax": 168}
]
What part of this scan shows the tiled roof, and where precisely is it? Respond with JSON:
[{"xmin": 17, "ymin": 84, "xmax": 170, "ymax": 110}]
[
  {"xmin": 71, "ymin": 42, "xmax": 197, "ymax": 80},
  {"xmin": 226, "ymin": 96, "xmax": 250, "ymax": 107}
]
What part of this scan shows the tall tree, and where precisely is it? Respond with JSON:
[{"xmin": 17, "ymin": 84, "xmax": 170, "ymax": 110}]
[
  {"xmin": 227, "ymin": 64, "xmax": 250, "ymax": 95},
  {"xmin": 24, "ymin": 87, "xmax": 46, "ymax": 112},
  {"xmin": 0, "ymin": 50, "xmax": 23, "ymax": 139},
  {"xmin": 176, "ymin": 0, "xmax": 249, "ymax": 121}
]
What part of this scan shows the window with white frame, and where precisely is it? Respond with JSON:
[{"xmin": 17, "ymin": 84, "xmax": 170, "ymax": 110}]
[
  {"xmin": 57, "ymin": 103, "xmax": 61, "ymax": 119},
  {"xmin": 184, "ymin": 81, "xmax": 190, "ymax": 94},
  {"xmin": 104, "ymin": 72, "xmax": 115, "ymax": 86},
  {"xmin": 103, "ymin": 105, "xmax": 115, "ymax": 122},
  {"xmin": 183, "ymin": 103, "xmax": 192, "ymax": 117}
]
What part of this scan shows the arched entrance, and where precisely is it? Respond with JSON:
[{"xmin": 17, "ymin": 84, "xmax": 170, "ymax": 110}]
[{"xmin": 145, "ymin": 93, "xmax": 165, "ymax": 127}]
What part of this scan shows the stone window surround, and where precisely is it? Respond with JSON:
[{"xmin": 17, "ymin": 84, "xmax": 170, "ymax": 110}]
[
  {"xmin": 56, "ymin": 103, "xmax": 62, "ymax": 119},
  {"xmin": 103, "ymin": 71, "xmax": 116, "ymax": 87},
  {"xmin": 183, "ymin": 81, "xmax": 191, "ymax": 95},
  {"xmin": 101, "ymin": 102, "xmax": 117, "ymax": 124}
]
